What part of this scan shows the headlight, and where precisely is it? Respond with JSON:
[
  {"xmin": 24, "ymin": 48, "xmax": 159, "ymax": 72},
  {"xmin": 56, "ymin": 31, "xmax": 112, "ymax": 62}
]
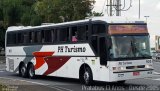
[
  {"xmin": 145, "ymin": 64, "xmax": 153, "ymax": 68},
  {"xmin": 113, "ymin": 67, "xmax": 126, "ymax": 71}
]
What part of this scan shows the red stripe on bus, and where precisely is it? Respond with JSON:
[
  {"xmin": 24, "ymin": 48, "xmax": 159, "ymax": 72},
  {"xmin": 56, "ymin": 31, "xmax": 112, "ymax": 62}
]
[
  {"xmin": 43, "ymin": 56, "xmax": 71, "ymax": 75},
  {"xmin": 33, "ymin": 52, "xmax": 54, "ymax": 70}
]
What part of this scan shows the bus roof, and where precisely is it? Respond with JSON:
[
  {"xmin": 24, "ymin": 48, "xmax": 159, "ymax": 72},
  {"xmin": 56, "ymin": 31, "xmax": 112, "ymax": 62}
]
[{"xmin": 6, "ymin": 16, "xmax": 145, "ymax": 32}]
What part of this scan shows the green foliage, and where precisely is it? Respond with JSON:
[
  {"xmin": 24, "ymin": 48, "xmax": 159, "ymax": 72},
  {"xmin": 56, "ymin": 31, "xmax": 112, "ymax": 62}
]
[
  {"xmin": 34, "ymin": 0, "xmax": 95, "ymax": 22},
  {"xmin": 91, "ymin": 11, "xmax": 104, "ymax": 16}
]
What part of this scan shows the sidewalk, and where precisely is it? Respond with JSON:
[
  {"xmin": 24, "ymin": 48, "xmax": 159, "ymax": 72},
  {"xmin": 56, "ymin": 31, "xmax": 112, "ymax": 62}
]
[{"xmin": 0, "ymin": 78, "xmax": 58, "ymax": 91}]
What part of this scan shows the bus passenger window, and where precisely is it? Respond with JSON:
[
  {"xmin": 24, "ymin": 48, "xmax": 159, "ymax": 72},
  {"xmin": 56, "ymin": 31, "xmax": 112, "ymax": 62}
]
[
  {"xmin": 34, "ymin": 31, "xmax": 38, "ymax": 43},
  {"xmin": 7, "ymin": 33, "xmax": 16, "ymax": 45},
  {"xmin": 77, "ymin": 25, "xmax": 88, "ymax": 41},
  {"xmin": 24, "ymin": 32, "xmax": 29, "ymax": 44},
  {"xmin": 35, "ymin": 31, "xmax": 41, "ymax": 43},
  {"xmin": 44, "ymin": 30, "xmax": 52, "ymax": 43},
  {"xmin": 58, "ymin": 28, "xmax": 69, "ymax": 42},
  {"xmin": 92, "ymin": 24, "xmax": 105, "ymax": 34},
  {"xmin": 51, "ymin": 30, "xmax": 54, "ymax": 42},
  {"xmin": 17, "ymin": 33, "xmax": 24, "ymax": 44},
  {"xmin": 71, "ymin": 27, "xmax": 78, "ymax": 42},
  {"xmin": 30, "ymin": 32, "xmax": 35, "ymax": 43},
  {"xmin": 41, "ymin": 31, "xmax": 45, "ymax": 43}
]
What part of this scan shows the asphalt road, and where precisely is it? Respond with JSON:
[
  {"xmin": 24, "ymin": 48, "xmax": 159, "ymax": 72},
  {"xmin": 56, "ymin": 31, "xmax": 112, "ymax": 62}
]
[{"xmin": 0, "ymin": 61, "xmax": 160, "ymax": 91}]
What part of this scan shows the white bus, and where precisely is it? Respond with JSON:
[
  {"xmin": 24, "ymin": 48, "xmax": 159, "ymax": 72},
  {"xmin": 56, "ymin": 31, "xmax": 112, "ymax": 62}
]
[{"xmin": 5, "ymin": 17, "xmax": 153, "ymax": 85}]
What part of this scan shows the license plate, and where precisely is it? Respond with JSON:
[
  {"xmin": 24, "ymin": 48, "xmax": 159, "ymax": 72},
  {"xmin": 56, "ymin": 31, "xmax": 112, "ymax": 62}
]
[{"xmin": 133, "ymin": 72, "xmax": 140, "ymax": 76}]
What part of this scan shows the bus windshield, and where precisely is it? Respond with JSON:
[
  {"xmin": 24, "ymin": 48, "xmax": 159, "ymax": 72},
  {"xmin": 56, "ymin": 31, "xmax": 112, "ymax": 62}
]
[{"xmin": 110, "ymin": 35, "xmax": 151, "ymax": 59}]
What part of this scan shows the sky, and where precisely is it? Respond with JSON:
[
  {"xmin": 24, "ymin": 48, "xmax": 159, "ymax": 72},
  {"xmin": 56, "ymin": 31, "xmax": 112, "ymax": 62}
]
[{"xmin": 93, "ymin": 0, "xmax": 160, "ymax": 48}]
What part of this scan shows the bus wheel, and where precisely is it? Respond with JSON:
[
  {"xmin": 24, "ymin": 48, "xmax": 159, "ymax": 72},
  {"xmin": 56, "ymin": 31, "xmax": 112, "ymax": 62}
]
[
  {"xmin": 19, "ymin": 64, "xmax": 27, "ymax": 78},
  {"xmin": 27, "ymin": 64, "xmax": 35, "ymax": 79},
  {"xmin": 81, "ymin": 67, "xmax": 93, "ymax": 85}
]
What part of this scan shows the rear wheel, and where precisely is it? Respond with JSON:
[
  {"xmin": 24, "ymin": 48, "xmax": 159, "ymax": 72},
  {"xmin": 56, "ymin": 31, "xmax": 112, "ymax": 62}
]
[
  {"xmin": 80, "ymin": 67, "xmax": 93, "ymax": 85},
  {"xmin": 19, "ymin": 64, "xmax": 27, "ymax": 78},
  {"xmin": 27, "ymin": 64, "xmax": 35, "ymax": 79}
]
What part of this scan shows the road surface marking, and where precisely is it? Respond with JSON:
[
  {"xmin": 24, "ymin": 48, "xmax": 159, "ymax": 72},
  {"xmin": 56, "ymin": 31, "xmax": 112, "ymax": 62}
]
[
  {"xmin": 0, "ymin": 77, "xmax": 49, "ymax": 85},
  {"xmin": 46, "ymin": 85, "xmax": 73, "ymax": 91},
  {"xmin": 0, "ymin": 70, "xmax": 4, "ymax": 72},
  {"xmin": 154, "ymin": 71, "xmax": 160, "ymax": 75},
  {"xmin": 50, "ymin": 85, "xmax": 73, "ymax": 91},
  {"xmin": 152, "ymin": 78, "xmax": 160, "ymax": 81},
  {"xmin": 0, "ymin": 77, "xmax": 73, "ymax": 91}
]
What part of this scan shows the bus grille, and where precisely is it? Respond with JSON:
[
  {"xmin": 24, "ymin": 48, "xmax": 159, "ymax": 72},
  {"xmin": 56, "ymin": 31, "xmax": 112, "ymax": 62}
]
[{"xmin": 126, "ymin": 65, "xmax": 145, "ymax": 69}]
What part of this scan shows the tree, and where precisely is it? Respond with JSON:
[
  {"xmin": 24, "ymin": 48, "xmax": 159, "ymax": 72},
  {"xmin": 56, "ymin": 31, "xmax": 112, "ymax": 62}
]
[
  {"xmin": 34, "ymin": 0, "xmax": 95, "ymax": 23},
  {"xmin": 2, "ymin": 0, "xmax": 23, "ymax": 27},
  {"xmin": 59, "ymin": 0, "xmax": 95, "ymax": 21},
  {"xmin": 91, "ymin": 11, "xmax": 104, "ymax": 16}
]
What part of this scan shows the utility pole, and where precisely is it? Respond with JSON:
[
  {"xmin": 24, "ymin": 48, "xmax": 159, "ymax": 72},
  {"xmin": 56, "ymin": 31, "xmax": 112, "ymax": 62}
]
[
  {"xmin": 139, "ymin": 0, "xmax": 141, "ymax": 19},
  {"xmin": 106, "ymin": 0, "xmax": 121, "ymax": 16},
  {"xmin": 110, "ymin": 0, "xmax": 113, "ymax": 16},
  {"xmin": 116, "ymin": 0, "xmax": 121, "ymax": 16}
]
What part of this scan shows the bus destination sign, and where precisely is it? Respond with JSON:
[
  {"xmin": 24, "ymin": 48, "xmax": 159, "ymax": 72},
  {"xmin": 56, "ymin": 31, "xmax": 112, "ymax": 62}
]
[{"xmin": 109, "ymin": 25, "xmax": 148, "ymax": 35}]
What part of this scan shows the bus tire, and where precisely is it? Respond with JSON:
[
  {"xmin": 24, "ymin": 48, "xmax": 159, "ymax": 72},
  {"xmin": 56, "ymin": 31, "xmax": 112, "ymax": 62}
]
[
  {"xmin": 80, "ymin": 67, "xmax": 93, "ymax": 85},
  {"xmin": 19, "ymin": 63, "xmax": 27, "ymax": 78},
  {"xmin": 27, "ymin": 64, "xmax": 35, "ymax": 79}
]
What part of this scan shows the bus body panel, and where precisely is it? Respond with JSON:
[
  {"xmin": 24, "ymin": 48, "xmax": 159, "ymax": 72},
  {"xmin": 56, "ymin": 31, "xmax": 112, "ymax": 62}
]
[
  {"xmin": 5, "ymin": 17, "xmax": 153, "ymax": 83},
  {"xmin": 108, "ymin": 60, "xmax": 153, "ymax": 82}
]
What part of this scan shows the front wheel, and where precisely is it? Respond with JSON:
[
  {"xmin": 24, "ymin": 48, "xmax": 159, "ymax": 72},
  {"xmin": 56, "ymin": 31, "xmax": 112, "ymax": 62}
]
[
  {"xmin": 80, "ymin": 67, "xmax": 93, "ymax": 85},
  {"xmin": 27, "ymin": 64, "xmax": 35, "ymax": 79}
]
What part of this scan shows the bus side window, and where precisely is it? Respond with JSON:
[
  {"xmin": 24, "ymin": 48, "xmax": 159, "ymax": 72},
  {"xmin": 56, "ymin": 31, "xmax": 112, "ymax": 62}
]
[
  {"xmin": 92, "ymin": 24, "xmax": 105, "ymax": 34},
  {"xmin": 7, "ymin": 32, "xmax": 16, "ymax": 45},
  {"xmin": 77, "ymin": 25, "xmax": 88, "ymax": 41},
  {"xmin": 34, "ymin": 31, "xmax": 38, "ymax": 43},
  {"xmin": 51, "ymin": 30, "xmax": 54, "ymax": 42},
  {"xmin": 31, "ymin": 32, "xmax": 35, "ymax": 43},
  {"xmin": 29, "ymin": 32, "xmax": 32, "ymax": 43},
  {"xmin": 54, "ymin": 29, "xmax": 57, "ymax": 42},
  {"xmin": 58, "ymin": 28, "xmax": 69, "ymax": 42},
  {"xmin": 24, "ymin": 32, "xmax": 29, "ymax": 44},
  {"xmin": 71, "ymin": 26, "xmax": 78, "ymax": 42},
  {"xmin": 41, "ymin": 30, "xmax": 45, "ymax": 43},
  {"xmin": 17, "ymin": 32, "xmax": 24, "ymax": 44},
  {"xmin": 37, "ymin": 31, "xmax": 42, "ymax": 43},
  {"xmin": 34, "ymin": 31, "xmax": 41, "ymax": 43},
  {"xmin": 44, "ymin": 30, "xmax": 52, "ymax": 43}
]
